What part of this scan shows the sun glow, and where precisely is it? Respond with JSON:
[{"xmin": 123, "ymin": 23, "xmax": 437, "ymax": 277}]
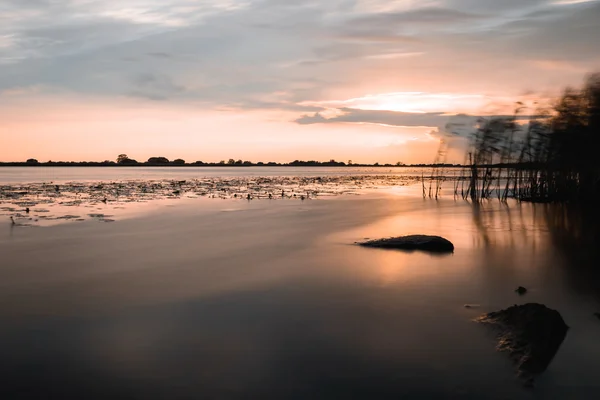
[{"xmin": 300, "ymin": 92, "xmax": 491, "ymax": 114}]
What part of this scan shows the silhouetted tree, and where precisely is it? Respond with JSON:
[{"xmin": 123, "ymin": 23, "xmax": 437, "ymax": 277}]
[
  {"xmin": 147, "ymin": 157, "xmax": 170, "ymax": 164},
  {"xmin": 173, "ymin": 159, "xmax": 186, "ymax": 165},
  {"xmin": 117, "ymin": 154, "xmax": 137, "ymax": 165}
]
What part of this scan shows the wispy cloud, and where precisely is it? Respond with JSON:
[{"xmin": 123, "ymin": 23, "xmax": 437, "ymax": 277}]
[
  {"xmin": 552, "ymin": 0, "xmax": 597, "ymax": 5},
  {"xmin": 295, "ymin": 108, "xmax": 450, "ymax": 128},
  {"xmin": 1, "ymin": 0, "xmax": 599, "ymax": 117}
]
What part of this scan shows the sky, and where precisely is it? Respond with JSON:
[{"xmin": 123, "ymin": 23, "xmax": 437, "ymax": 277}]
[{"xmin": 1, "ymin": 0, "xmax": 599, "ymax": 164}]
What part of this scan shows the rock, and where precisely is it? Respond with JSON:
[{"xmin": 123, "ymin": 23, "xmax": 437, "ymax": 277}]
[
  {"xmin": 515, "ymin": 286, "xmax": 528, "ymax": 295},
  {"xmin": 477, "ymin": 303, "xmax": 568, "ymax": 377},
  {"xmin": 357, "ymin": 235, "xmax": 454, "ymax": 253}
]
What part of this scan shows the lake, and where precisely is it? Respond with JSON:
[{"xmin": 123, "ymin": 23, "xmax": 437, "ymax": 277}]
[
  {"xmin": 0, "ymin": 166, "xmax": 456, "ymax": 184},
  {"xmin": 1, "ymin": 167, "xmax": 599, "ymax": 399}
]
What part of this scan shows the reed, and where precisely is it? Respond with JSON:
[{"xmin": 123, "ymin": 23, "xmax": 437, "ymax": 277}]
[{"xmin": 460, "ymin": 73, "xmax": 600, "ymax": 204}]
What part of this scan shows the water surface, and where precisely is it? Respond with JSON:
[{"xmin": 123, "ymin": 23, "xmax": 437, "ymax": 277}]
[
  {"xmin": 1, "ymin": 177, "xmax": 599, "ymax": 399},
  {"xmin": 0, "ymin": 166, "xmax": 455, "ymax": 184}
]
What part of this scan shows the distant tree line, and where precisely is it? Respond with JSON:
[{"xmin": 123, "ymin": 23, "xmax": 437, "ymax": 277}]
[{"xmin": 0, "ymin": 154, "xmax": 459, "ymax": 168}]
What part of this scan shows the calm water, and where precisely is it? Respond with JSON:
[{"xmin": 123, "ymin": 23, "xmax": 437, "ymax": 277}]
[
  {"xmin": 0, "ymin": 166, "xmax": 456, "ymax": 184},
  {"xmin": 1, "ymin": 171, "xmax": 599, "ymax": 399}
]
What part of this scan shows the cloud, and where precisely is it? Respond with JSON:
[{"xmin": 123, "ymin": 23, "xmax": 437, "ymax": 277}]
[
  {"xmin": 296, "ymin": 108, "xmax": 451, "ymax": 127},
  {"xmin": 351, "ymin": 7, "xmax": 487, "ymax": 26},
  {"xmin": 1, "ymin": 0, "xmax": 599, "ymax": 113},
  {"xmin": 294, "ymin": 107, "xmax": 545, "ymax": 144},
  {"xmin": 147, "ymin": 52, "xmax": 172, "ymax": 58},
  {"xmin": 441, "ymin": 0, "xmax": 552, "ymax": 12},
  {"xmin": 127, "ymin": 72, "xmax": 186, "ymax": 100}
]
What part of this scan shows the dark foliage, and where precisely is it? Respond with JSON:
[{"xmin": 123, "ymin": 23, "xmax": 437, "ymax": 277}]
[{"xmin": 460, "ymin": 73, "xmax": 600, "ymax": 203}]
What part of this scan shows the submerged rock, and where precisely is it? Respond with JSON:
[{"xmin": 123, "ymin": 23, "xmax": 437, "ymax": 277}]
[
  {"xmin": 358, "ymin": 235, "xmax": 454, "ymax": 253},
  {"xmin": 477, "ymin": 303, "xmax": 568, "ymax": 379}
]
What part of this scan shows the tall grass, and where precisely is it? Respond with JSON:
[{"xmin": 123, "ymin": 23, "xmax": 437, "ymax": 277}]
[{"xmin": 461, "ymin": 73, "xmax": 600, "ymax": 203}]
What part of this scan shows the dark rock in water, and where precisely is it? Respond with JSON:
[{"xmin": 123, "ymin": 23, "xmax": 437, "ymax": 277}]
[
  {"xmin": 477, "ymin": 303, "xmax": 568, "ymax": 378},
  {"xmin": 515, "ymin": 286, "xmax": 528, "ymax": 295},
  {"xmin": 358, "ymin": 235, "xmax": 454, "ymax": 253}
]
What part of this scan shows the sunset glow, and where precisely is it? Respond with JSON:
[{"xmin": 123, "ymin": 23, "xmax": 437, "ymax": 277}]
[{"xmin": 1, "ymin": 0, "xmax": 599, "ymax": 163}]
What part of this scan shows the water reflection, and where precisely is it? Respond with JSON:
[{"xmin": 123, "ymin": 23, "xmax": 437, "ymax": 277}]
[
  {"xmin": 542, "ymin": 203, "xmax": 600, "ymax": 303},
  {"xmin": 1, "ymin": 192, "xmax": 600, "ymax": 399},
  {"xmin": 469, "ymin": 201, "xmax": 545, "ymax": 249},
  {"xmin": 467, "ymin": 199, "xmax": 600, "ymax": 303}
]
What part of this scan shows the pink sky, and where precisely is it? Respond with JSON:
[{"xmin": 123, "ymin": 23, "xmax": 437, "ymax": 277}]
[
  {"xmin": 1, "ymin": 95, "xmax": 441, "ymax": 164},
  {"xmin": 1, "ymin": 0, "xmax": 599, "ymax": 163}
]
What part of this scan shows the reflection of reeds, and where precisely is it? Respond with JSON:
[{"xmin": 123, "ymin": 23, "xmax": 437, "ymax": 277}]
[{"xmin": 461, "ymin": 73, "xmax": 600, "ymax": 204}]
